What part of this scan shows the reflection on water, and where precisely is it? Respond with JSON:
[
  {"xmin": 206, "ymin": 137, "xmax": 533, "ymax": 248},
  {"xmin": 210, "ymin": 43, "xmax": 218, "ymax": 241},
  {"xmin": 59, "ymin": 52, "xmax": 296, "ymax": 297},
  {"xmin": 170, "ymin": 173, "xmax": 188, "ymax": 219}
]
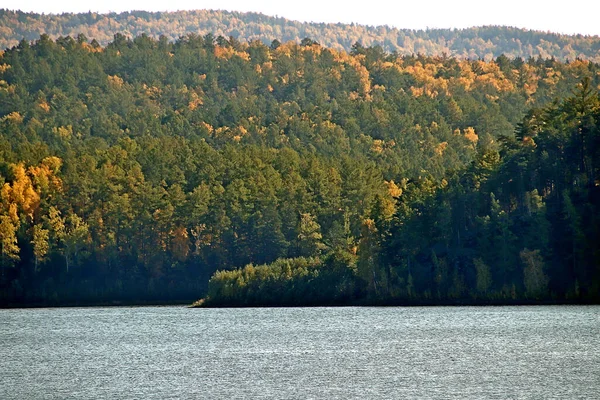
[{"xmin": 1, "ymin": 306, "xmax": 599, "ymax": 399}]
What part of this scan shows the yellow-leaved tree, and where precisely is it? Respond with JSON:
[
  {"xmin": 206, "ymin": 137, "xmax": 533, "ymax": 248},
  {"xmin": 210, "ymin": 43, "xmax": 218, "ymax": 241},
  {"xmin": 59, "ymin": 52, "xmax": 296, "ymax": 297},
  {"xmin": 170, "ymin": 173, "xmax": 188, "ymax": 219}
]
[{"xmin": 0, "ymin": 215, "xmax": 20, "ymax": 277}]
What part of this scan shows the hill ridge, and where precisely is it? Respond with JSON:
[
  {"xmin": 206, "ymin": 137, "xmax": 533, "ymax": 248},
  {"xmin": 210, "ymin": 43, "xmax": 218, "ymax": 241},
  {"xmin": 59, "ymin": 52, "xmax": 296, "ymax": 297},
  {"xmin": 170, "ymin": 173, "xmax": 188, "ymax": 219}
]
[{"xmin": 1, "ymin": 8, "xmax": 600, "ymax": 61}]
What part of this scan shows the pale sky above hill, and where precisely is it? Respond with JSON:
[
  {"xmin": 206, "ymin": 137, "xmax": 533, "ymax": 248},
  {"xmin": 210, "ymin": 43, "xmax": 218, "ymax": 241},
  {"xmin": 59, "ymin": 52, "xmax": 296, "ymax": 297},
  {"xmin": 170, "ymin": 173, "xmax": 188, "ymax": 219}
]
[{"xmin": 4, "ymin": 0, "xmax": 600, "ymax": 36}]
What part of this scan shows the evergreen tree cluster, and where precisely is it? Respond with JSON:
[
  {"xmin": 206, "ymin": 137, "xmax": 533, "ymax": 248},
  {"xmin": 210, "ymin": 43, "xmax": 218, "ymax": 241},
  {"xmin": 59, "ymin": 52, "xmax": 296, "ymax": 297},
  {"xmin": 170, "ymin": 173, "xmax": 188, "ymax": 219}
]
[{"xmin": 0, "ymin": 34, "xmax": 598, "ymax": 305}]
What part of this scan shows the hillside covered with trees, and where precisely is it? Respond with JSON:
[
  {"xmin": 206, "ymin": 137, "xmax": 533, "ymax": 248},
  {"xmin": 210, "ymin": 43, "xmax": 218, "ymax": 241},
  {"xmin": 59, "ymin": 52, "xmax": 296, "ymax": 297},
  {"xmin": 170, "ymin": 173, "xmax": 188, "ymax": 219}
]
[
  {"xmin": 2, "ymin": 9, "xmax": 600, "ymax": 61},
  {"xmin": 0, "ymin": 34, "xmax": 598, "ymax": 306}
]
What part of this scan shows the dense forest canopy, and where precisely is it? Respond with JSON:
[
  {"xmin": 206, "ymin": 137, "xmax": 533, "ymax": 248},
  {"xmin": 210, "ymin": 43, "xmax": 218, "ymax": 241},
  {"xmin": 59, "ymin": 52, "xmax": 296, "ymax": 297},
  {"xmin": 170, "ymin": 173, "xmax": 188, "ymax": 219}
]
[
  {"xmin": 2, "ymin": 9, "xmax": 600, "ymax": 61},
  {"xmin": 0, "ymin": 33, "xmax": 598, "ymax": 306}
]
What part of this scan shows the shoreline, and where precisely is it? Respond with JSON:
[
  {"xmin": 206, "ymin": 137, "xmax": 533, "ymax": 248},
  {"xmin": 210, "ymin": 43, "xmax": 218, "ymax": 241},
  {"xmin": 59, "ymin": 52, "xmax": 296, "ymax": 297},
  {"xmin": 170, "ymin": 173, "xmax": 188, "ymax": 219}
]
[
  {"xmin": 192, "ymin": 297, "xmax": 599, "ymax": 308},
  {"xmin": 2, "ymin": 297, "xmax": 598, "ymax": 309},
  {"xmin": 0, "ymin": 299, "xmax": 195, "ymax": 309}
]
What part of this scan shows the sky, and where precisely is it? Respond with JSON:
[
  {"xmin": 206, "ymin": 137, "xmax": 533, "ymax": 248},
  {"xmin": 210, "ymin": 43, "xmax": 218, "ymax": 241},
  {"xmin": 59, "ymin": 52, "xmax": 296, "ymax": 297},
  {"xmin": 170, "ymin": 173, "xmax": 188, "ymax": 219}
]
[{"xmin": 4, "ymin": 0, "xmax": 600, "ymax": 36}]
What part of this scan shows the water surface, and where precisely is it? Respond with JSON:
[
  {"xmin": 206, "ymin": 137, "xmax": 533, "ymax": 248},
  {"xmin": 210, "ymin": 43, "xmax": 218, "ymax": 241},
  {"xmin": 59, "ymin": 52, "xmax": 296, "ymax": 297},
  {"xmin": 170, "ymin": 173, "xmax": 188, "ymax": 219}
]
[{"xmin": 1, "ymin": 306, "xmax": 599, "ymax": 399}]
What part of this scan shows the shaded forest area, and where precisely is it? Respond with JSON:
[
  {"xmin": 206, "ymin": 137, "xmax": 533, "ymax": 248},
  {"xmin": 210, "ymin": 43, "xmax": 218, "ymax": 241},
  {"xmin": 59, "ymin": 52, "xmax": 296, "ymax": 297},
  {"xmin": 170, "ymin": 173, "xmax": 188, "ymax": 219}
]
[
  {"xmin": 0, "ymin": 34, "xmax": 598, "ymax": 306},
  {"xmin": 2, "ymin": 9, "xmax": 600, "ymax": 61}
]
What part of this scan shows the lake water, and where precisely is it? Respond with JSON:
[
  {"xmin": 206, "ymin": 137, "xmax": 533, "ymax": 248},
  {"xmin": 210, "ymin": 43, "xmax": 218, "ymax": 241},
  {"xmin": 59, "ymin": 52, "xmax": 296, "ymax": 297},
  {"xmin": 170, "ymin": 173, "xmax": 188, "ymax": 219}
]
[{"xmin": 1, "ymin": 306, "xmax": 599, "ymax": 399}]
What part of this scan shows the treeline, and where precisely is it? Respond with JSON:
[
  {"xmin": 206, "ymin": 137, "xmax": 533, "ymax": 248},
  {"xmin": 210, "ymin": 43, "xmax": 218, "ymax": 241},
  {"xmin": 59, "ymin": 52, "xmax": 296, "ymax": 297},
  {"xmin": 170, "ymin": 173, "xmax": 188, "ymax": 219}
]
[
  {"xmin": 2, "ymin": 9, "xmax": 600, "ymax": 61},
  {"xmin": 0, "ymin": 34, "xmax": 598, "ymax": 305}
]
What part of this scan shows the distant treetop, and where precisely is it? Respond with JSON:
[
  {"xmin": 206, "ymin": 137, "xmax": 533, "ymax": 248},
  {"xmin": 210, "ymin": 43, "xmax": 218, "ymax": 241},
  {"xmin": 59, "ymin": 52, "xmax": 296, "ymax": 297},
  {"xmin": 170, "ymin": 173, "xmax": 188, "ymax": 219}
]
[{"xmin": 1, "ymin": 8, "xmax": 600, "ymax": 61}]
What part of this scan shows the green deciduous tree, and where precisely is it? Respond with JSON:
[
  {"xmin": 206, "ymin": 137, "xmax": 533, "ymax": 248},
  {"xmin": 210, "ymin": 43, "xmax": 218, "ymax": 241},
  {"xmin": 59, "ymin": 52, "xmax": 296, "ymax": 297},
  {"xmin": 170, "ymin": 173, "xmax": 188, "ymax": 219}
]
[{"xmin": 31, "ymin": 223, "xmax": 49, "ymax": 272}]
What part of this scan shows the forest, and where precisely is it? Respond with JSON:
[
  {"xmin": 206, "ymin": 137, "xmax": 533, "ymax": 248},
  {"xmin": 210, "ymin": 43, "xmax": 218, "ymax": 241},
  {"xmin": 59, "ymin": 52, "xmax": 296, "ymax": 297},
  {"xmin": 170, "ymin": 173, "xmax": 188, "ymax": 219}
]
[
  {"xmin": 2, "ymin": 9, "xmax": 600, "ymax": 61},
  {"xmin": 0, "ymin": 33, "xmax": 598, "ymax": 306}
]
